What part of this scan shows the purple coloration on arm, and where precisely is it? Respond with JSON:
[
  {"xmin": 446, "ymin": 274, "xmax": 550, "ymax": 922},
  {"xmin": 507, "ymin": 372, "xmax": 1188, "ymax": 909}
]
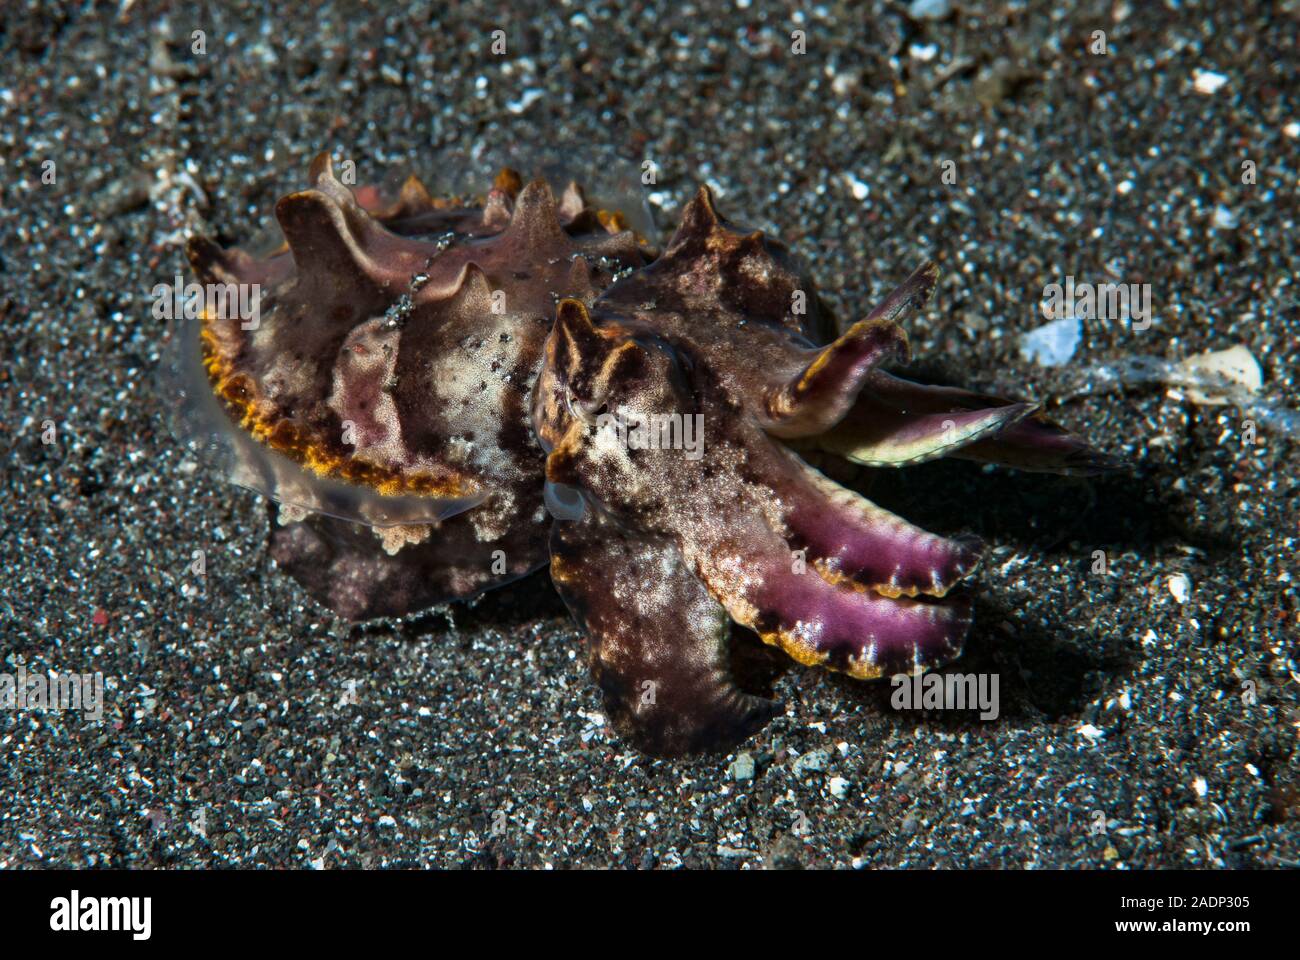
[
  {"xmin": 742, "ymin": 549, "xmax": 972, "ymax": 677},
  {"xmin": 779, "ymin": 452, "xmax": 982, "ymax": 597}
]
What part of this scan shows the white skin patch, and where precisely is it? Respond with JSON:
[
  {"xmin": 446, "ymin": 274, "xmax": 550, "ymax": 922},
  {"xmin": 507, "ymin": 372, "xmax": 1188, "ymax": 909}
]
[
  {"xmin": 675, "ymin": 256, "xmax": 724, "ymax": 306},
  {"xmin": 276, "ymin": 502, "xmax": 311, "ymax": 525},
  {"xmin": 469, "ymin": 488, "xmax": 516, "ymax": 542},
  {"xmin": 423, "ymin": 312, "xmax": 539, "ymax": 485},
  {"xmin": 445, "ymin": 436, "xmax": 474, "ymax": 465},
  {"xmin": 590, "ymin": 407, "xmax": 639, "ymax": 470},
  {"xmin": 619, "ymin": 546, "xmax": 679, "ymax": 619},
  {"xmin": 374, "ymin": 523, "xmax": 432, "ymax": 555}
]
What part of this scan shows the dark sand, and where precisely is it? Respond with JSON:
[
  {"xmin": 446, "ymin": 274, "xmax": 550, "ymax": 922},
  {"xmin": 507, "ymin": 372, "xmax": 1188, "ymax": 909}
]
[{"xmin": 1, "ymin": 0, "xmax": 1297, "ymax": 868}]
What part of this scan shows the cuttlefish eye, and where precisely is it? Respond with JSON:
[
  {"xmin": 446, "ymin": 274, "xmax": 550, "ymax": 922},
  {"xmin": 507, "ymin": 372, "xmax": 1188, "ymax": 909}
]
[
  {"xmin": 543, "ymin": 477, "xmax": 587, "ymax": 521},
  {"xmin": 568, "ymin": 392, "xmax": 609, "ymax": 425}
]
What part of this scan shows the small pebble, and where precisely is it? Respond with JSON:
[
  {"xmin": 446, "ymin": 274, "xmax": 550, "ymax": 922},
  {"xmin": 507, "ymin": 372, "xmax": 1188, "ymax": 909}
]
[
  {"xmin": 1212, "ymin": 205, "xmax": 1239, "ymax": 230},
  {"xmin": 792, "ymin": 748, "xmax": 830, "ymax": 776},
  {"xmin": 1192, "ymin": 69, "xmax": 1229, "ymax": 95},
  {"xmin": 908, "ymin": 0, "xmax": 953, "ymax": 20},
  {"xmin": 729, "ymin": 753, "xmax": 756, "ymax": 781}
]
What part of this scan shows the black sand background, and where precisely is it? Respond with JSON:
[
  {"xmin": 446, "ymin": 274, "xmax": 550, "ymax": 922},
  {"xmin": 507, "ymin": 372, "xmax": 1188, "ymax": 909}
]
[{"xmin": 1, "ymin": 0, "xmax": 1297, "ymax": 868}]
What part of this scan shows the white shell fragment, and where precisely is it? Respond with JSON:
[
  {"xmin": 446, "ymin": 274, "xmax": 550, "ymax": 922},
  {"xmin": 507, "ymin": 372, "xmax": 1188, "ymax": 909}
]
[
  {"xmin": 1077, "ymin": 723, "xmax": 1105, "ymax": 741},
  {"xmin": 1019, "ymin": 316, "xmax": 1082, "ymax": 367},
  {"xmin": 1178, "ymin": 345, "xmax": 1262, "ymax": 405}
]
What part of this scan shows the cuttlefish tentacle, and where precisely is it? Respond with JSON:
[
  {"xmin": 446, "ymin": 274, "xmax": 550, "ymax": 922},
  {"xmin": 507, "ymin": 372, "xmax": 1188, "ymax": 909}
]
[
  {"xmin": 550, "ymin": 505, "xmax": 781, "ymax": 757},
  {"xmin": 778, "ymin": 451, "xmax": 982, "ymax": 598}
]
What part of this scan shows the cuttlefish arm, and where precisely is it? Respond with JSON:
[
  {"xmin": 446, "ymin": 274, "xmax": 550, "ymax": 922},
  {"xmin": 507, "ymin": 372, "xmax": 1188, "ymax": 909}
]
[
  {"xmin": 550, "ymin": 505, "xmax": 780, "ymax": 757},
  {"xmin": 816, "ymin": 370, "xmax": 1122, "ymax": 474},
  {"xmin": 700, "ymin": 246, "xmax": 1118, "ymax": 474}
]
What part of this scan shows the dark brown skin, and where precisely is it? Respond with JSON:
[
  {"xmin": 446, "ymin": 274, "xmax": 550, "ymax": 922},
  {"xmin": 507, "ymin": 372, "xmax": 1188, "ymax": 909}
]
[
  {"xmin": 267, "ymin": 501, "xmax": 548, "ymax": 622},
  {"xmin": 551, "ymin": 508, "xmax": 780, "ymax": 757},
  {"xmin": 185, "ymin": 156, "xmax": 1120, "ymax": 756}
]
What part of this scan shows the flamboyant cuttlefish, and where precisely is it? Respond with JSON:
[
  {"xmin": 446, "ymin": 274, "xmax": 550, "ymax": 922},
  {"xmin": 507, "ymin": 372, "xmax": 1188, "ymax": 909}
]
[{"xmin": 178, "ymin": 155, "xmax": 1117, "ymax": 756}]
